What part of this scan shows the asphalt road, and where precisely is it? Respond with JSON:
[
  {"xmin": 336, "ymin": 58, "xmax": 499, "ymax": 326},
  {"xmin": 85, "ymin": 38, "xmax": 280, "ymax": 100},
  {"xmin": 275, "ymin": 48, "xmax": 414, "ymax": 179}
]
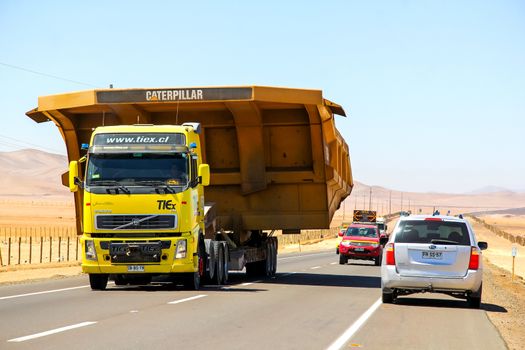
[{"xmin": 0, "ymin": 251, "xmax": 506, "ymax": 350}]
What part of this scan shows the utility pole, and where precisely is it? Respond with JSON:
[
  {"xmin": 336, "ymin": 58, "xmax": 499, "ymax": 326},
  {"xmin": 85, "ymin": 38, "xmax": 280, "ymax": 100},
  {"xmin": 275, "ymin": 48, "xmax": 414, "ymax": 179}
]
[
  {"xmin": 389, "ymin": 191, "xmax": 392, "ymax": 214},
  {"xmin": 342, "ymin": 199, "xmax": 346, "ymax": 221},
  {"xmin": 368, "ymin": 187, "xmax": 372, "ymax": 211},
  {"xmin": 401, "ymin": 192, "xmax": 403, "ymax": 211}
]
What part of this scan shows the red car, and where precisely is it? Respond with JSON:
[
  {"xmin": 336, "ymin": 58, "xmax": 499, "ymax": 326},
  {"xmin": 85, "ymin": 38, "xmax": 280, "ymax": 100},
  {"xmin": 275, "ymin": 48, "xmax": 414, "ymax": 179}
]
[{"xmin": 338, "ymin": 223, "xmax": 384, "ymax": 265}]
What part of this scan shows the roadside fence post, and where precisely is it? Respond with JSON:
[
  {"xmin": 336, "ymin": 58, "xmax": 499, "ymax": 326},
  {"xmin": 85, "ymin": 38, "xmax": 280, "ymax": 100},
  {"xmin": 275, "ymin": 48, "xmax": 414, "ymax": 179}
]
[
  {"xmin": 58, "ymin": 236, "xmax": 62, "ymax": 262},
  {"xmin": 18, "ymin": 237, "xmax": 21, "ymax": 265},
  {"xmin": 8, "ymin": 237, "xmax": 11, "ymax": 265},
  {"xmin": 29, "ymin": 236, "xmax": 32, "ymax": 264},
  {"xmin": 49, "ymin": 237, "xmax": 53, "ymax": 263},
  {"xmin": 67, "ymin": 236, "xmax": 70, "ymax": 262},
  {"xmin": 76, "ymin": 236, "xmax": 79, "ymax": 261},
  {"xmin": 40, "ymin": 237, "xmax": 43, "ymax": 263}
]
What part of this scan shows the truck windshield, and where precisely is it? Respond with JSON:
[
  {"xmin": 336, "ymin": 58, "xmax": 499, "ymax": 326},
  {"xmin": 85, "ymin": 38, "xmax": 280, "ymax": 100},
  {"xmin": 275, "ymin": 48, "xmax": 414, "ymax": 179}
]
[{"xmin": 86, "ymin": 153, "xmax": 189, "ymax": 186}]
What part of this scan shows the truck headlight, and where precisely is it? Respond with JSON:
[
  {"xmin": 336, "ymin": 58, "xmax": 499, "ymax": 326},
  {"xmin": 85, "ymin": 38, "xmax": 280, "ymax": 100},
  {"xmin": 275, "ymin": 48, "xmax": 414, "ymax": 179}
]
[
  {"xmin": 85, "ymin": 240, "xmax": 97, "ymax": 261},
  {"xmin": 175, "ymin": 240, "xmax": 187, "ymax": 259}
]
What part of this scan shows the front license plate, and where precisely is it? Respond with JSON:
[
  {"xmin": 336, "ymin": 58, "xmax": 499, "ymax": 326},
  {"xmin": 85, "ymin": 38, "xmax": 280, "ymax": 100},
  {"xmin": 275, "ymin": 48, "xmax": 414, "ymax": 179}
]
[
  {"xmin": 354, "ymin": 248, "xmax": 365, "ymax": 252},
  {"xmin": 422, "ymin": 251, "xmax": 442, "ymax": 260},
  {"xmin": 127, "ymin": 265, "xmax": 145, "ymax": 272}
]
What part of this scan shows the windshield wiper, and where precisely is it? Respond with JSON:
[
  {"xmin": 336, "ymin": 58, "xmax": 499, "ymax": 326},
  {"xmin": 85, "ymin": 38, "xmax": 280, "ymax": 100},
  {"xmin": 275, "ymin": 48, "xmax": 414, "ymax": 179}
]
[
  {"xmin": 90, "ymin": 180, "xmax": 130, "ymax": 194},
  {"xmin": 135, "ymin": 180, "xmax": 176, "ymax": 194}
]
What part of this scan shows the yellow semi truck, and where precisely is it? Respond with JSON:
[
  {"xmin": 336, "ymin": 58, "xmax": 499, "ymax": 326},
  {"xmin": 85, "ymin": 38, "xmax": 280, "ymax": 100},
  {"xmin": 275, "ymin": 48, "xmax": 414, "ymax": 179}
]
[{"xmin": 26, "ymin": 86, "xmax": 353, "ymax": 290}]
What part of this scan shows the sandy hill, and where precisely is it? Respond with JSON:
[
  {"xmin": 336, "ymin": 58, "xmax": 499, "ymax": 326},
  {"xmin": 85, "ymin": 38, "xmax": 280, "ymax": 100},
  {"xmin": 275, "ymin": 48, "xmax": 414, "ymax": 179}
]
[
  {"xmin": 0, "ymin": 149, "xmax": 70, "ymax": 198},
  {"xmin": 0, "ymin": 149, "xmax": 523, "ymax": 213},
  {"xmin": 345, "ymin": 181, "xmax": 525, "ymax": 215}
]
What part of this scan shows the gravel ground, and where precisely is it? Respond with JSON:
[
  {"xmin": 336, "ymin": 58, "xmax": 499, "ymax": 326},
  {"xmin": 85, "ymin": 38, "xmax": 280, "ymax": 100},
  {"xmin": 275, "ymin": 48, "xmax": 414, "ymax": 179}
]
[{"xmin": 482, "ymin": 259, "xmax": 525, "ymax": 350}]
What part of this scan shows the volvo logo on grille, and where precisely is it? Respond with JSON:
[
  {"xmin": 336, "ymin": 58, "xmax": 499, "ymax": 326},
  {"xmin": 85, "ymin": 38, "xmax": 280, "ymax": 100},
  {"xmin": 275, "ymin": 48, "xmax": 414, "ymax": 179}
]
[{"xmin": 131, "ymin": 218, "xmax": 141, "ymax": 227}]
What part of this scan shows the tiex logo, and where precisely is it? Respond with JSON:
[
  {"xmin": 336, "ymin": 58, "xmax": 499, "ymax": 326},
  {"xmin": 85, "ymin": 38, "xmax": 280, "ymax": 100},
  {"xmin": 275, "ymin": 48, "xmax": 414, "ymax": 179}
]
[{"xmin": 157, "ymin": 200, "xmax": 176, "ymax": 210}]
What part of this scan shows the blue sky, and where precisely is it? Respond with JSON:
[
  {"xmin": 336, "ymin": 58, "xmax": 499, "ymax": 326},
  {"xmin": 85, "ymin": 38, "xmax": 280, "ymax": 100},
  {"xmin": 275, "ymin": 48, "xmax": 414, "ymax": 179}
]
[{"xmin": 1, "ymin": 0, "xmax": 524, "ymax": 193}]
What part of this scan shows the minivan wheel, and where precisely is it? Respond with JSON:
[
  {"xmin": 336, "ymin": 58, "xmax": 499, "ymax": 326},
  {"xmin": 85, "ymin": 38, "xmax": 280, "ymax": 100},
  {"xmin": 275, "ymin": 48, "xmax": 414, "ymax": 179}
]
[
  {"xmin": 467, "ymin": 284, "xmax": 482, "ymax": 308},
  {"xmin": 382, "ymin": 289, "xmax": 395, "ymax": 304}
]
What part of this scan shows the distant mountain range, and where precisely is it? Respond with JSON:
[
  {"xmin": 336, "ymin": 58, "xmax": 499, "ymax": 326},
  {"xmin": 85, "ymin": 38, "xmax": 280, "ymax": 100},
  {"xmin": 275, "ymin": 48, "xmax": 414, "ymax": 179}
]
[
  {"xmin": 0, "ymin": 149, "xmax": 524, "ymax": 213},
  {"xmin": 467, "ymin": 186, "xmax": 523, "ymax": 195}
]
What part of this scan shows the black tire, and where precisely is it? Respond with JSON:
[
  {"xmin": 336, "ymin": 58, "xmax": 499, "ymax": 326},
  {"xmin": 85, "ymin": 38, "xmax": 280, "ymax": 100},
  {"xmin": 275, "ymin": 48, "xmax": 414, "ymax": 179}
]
[
  {"xmin": 221, "ymin": 242, "xmax": 229, "ymax": 284},
  {"xmin": 214, "ymin": 241, "xmax": 224, "ymax": 285},
  {"xmin": 113, "ymin": 274, "xmax": 128, "ymax": 286},
  {"xmin": 339, "ymin": 254, "xmax": 347, "ymax": 265},
  {"xmin": 204, "ymin": 239, "xmax": 216, "ymax": 283},
  {"xmin": 127, "ymin": 275, "xmax": 152, "ymax": 285},
  {"xmin": 89, "ymin": 274, "xmax": 108, "ymax": 290},
  {"xmin": 270, "ymin": 238, "xmax": 277, "ymax": 276},
  {"xmin": 374, "ymin": 255, "xmax": 381, "ymax": 266},
  {"xmin": 183, "ymin": 272, "xmax": 201, "ymax": 290},
  {"xmin": 382, "ymin": 290, "xmax": 395, "ymax": 304},
  {"xmin": 467, "ymin": 284, "xmax": 482, "ymax": 308}
]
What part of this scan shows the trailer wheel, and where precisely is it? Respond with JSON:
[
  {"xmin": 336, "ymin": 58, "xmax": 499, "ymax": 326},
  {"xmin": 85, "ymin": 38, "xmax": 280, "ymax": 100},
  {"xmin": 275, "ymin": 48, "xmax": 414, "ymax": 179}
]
[
  {"xmin": 204, "ymin": 239, "xmax": 216, "ymax": 283},
  {"xmin": 89, "ymin": 274, "xmax": 108, "ymax": 290},
  {"xmin": 213, "ymin": 241, "xmax": 224, "ymax": 285},
  {"xmin": 270, "ymin": 237, "xmax": 278, "ymax": 276},
  {"xmin": 221, "ymin": 242, "xmax": 229, "ymax": 284}
]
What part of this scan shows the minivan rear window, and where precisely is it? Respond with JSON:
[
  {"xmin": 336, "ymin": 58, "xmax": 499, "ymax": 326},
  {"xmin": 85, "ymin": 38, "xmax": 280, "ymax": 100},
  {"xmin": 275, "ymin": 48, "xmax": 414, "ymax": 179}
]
[{"xmin": 394, "ymin": 220, "xmax": 471, "ymax": 245}]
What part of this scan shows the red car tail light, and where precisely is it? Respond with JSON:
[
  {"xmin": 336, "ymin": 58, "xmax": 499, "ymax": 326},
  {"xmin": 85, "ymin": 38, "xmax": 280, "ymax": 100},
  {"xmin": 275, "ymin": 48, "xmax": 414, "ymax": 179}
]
[
  {"xmin": 468, "ymin": 246, "xmax": 480, "ymax": 270},
  {"xmin": 385, "ymin": 243, "xmax": 395, "ymax": 265}
]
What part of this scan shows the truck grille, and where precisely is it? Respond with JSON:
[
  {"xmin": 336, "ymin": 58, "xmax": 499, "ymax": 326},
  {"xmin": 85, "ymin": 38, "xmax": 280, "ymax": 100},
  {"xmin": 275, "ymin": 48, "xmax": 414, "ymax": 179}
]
[{"xmin": 96, "ymin": 215, "xmax": 176, "ymax": 230}]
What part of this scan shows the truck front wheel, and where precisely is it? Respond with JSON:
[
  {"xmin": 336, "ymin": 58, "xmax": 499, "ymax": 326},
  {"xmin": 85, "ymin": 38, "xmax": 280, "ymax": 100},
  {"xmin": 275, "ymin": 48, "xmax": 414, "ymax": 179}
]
[{"xmin": 89, "ymin": 274, "xmax": 108, "ymax": 290}]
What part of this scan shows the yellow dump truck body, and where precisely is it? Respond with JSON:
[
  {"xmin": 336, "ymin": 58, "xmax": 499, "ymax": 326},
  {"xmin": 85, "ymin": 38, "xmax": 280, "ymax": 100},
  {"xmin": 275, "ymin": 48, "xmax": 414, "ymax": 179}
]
[{"xmin": 27, "ymin": 86, "xmax": 353, "ymax": 235}]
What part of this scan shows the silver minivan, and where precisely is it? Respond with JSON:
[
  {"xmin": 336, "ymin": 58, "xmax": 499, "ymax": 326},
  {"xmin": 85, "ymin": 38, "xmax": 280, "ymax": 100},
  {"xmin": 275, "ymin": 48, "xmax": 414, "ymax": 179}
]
[{"xmin": 381, "ymin": 215, "xmax": 488, "ymax": 308}]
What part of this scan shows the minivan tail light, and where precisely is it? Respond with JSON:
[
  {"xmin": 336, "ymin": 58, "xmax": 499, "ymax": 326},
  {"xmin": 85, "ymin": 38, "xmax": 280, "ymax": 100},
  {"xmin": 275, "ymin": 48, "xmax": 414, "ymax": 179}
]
[
  {"xmin": 385, "ymin": 243, "xmax": 395, "ymax": 265},
  {"xmin": 468, "ymin": 246, "xmax": 480, "ymax": 270}
]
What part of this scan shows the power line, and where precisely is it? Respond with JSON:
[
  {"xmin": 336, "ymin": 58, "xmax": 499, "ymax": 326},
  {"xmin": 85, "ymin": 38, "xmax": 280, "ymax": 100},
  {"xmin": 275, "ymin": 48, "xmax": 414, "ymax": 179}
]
[
  {"xmin": 0, "ymin": 61, "xmax": 100, "ymax": 88},
  {"xmin": 0, "ymin": 134, "xmax": 64, "ymax": 154}
]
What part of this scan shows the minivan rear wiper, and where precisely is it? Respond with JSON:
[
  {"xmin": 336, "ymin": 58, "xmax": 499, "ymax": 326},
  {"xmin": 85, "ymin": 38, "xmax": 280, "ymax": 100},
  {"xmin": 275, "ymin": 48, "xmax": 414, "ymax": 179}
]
[{"xmin": 430, "ymin": 239, "xmax": 459, "ymax": 245}]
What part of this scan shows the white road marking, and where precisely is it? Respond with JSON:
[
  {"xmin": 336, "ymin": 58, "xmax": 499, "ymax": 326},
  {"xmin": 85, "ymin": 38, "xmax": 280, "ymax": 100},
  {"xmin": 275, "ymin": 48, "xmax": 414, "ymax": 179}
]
[
  {"xmin": 168, "ymin": 294, "xmax": 207, "ymax": 305},
  {"xmin": 8, "ymin": 321, "xmax": 97, "ymax": 342},
  {"xmin": 311, "ymin": 266, "xmax": 321, "ymax": 270},
  {"xmin": 0, "ymin": 285, "xmax": 89, "ymax": 301},
  {"xmin": 241, "ymin": 280, "xmax": 261, "ymax": 286},
  {"xmin": 326, "ymin": 298, "xmax": 382, "ymax": 350},
  {"xmin": 330, "ymin": 262, "xmax": 337, "ymax": 265}
]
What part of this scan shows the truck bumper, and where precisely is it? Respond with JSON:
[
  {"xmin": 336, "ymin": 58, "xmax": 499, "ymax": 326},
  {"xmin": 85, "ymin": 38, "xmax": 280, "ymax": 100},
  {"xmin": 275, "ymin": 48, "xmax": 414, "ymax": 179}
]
[{"xmin": 81, "ymin": 236, "xmax": 197, "ymax": 275}]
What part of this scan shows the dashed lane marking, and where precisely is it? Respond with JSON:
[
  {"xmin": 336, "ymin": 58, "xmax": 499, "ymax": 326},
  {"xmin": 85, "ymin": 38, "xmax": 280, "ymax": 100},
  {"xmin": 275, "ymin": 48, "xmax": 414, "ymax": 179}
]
[
  {"xmin": 167, "ymin": 294, "xmax": 207, "ymax": 305},
  {"xmin": 311, "ymin": 266, "xmax": 321, "ymax": 269},
  {"xmin": 0, "ymin": 285, "xmax": 89, "ymax": 301},
  {"xmin": 8, "ymin": 322, "xmax": 97, "ymax": 342}
]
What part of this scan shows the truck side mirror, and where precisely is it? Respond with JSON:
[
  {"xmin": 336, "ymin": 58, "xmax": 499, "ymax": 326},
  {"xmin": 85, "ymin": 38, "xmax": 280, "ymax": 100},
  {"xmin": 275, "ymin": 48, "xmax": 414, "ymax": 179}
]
[
  {"xmin": 198, "ymin": 164, "xmax": 210, "ymax": 186},
  {"xmin": 69, "ymin": 161, "xmax": 79, "ymax": 192}
]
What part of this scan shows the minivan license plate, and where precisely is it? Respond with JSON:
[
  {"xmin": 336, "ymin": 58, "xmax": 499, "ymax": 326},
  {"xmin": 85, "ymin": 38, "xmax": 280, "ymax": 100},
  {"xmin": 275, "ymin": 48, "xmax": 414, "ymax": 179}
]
[
  {"xmin": 422, "ymin": 251, "xmax": 442, "ymax": 260},
  {"xmin": 128, "ymin": 265, "xmax": 144, "ymax": 272}
]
